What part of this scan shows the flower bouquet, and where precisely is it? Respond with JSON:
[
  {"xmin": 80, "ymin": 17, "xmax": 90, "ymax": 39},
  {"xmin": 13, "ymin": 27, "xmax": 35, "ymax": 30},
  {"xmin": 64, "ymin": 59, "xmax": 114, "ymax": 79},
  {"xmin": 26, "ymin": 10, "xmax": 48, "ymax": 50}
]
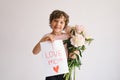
[{"xmin": 63, "ymin": 25, "xmax": 93, "ymax": 80}]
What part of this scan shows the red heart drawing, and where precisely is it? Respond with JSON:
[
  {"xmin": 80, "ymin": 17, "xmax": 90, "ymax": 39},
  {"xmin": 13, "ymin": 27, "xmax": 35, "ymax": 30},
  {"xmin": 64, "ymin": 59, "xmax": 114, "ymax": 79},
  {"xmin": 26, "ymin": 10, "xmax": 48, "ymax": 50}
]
[{"xmin": 53, "ymin": 65, "xmax": 59, "ymax": 73}]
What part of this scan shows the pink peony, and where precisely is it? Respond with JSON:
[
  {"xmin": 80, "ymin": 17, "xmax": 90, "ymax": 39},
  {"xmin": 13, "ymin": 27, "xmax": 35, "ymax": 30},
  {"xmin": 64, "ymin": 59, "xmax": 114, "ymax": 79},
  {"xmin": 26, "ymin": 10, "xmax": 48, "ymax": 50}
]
[{"xmin": 75, "ymin": 25, "xmax": 85, "ymax": 34}]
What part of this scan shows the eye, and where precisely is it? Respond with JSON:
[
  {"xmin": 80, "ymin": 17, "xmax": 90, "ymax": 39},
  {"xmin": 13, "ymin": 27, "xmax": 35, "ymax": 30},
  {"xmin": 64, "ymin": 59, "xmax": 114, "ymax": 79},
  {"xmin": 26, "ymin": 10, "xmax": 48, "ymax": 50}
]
[
  {"xmin": 53, "ymin": 19, "xmax": 58, "ymax": 22},
  {"xmin": 60, "ymin": 21, "xmax": 64, "ymax": 24}
]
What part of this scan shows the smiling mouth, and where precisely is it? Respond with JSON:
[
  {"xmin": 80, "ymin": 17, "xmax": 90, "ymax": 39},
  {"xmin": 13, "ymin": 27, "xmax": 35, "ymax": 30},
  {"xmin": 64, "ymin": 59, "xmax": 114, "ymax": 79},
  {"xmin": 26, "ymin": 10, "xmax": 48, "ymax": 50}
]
[{"xmin": 54, "ymin": 27, "xmax": 60, "ymax": 29}]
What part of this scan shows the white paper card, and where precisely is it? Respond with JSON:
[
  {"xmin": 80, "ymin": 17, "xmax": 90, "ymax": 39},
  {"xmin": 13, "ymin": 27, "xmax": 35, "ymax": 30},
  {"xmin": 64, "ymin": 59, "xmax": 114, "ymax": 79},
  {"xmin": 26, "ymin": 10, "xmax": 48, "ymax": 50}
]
[{"xmin": 40, "ymin": 40, "xmax": 69, "ymax": 77}]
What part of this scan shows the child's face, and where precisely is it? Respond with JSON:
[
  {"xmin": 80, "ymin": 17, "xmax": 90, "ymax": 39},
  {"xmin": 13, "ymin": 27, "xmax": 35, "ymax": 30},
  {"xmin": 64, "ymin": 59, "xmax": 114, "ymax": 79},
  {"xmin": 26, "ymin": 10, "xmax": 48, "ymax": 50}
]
[{"xmin": 50, "ymin": 16, "xmax": 65, "ymax": 34}]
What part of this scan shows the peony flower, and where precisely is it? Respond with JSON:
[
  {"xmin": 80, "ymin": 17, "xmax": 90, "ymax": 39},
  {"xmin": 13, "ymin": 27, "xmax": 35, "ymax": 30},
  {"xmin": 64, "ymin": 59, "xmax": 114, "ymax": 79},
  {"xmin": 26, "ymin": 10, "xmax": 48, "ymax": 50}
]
[
  {"xmin": 75, "ymin": 25, "xmax": 85, "ymax": 34},
  {"xmin": 63, "ymin": 24, "xmax": 93, "ymax": 80},
  {"xmin": 70, "ymin": 34, "xmax": 85, "ymax": 47}
]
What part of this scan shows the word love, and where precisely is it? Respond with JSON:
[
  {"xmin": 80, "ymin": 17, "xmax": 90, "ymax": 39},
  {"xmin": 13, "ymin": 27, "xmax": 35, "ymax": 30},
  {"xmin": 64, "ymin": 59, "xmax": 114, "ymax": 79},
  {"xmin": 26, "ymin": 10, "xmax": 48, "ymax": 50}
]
[
  {"xmin": 45, "ymin": 50, "xmax": 62, "ymax": 59},
  {"xmin": 44, "ymin": 50, "xmax": 63, "ymax": 65}
]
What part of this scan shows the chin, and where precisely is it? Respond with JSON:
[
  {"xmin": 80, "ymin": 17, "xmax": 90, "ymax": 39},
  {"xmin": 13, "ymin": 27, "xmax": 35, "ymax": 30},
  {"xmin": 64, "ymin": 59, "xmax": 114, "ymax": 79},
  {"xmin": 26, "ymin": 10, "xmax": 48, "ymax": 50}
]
[{"xmin": 54, "ymin": 30, "xmax": 61, "ymax": 32}]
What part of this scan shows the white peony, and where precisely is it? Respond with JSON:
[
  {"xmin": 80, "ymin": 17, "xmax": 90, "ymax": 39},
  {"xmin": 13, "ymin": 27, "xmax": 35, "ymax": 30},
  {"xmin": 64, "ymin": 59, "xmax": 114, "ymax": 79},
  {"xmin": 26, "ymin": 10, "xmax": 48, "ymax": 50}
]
[{"xmin": 70, "ymin": 34, "xmax": 85, "ymax": 47}]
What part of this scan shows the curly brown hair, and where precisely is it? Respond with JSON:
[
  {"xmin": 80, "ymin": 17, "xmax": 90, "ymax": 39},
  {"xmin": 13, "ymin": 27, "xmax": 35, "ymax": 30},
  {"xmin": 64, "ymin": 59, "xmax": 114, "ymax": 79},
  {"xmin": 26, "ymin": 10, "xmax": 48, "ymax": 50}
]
[{"xmin": 49, "ymin": 10, "xmax": 69, "ymax": 28}]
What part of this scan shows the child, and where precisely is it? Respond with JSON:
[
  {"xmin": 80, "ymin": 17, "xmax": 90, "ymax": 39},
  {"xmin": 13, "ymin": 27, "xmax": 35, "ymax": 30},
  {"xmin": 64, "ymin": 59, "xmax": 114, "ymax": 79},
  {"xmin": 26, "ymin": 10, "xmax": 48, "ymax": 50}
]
[{"xmin": 32, "ymin": 10, "xmax": 70, "ymax": 80}]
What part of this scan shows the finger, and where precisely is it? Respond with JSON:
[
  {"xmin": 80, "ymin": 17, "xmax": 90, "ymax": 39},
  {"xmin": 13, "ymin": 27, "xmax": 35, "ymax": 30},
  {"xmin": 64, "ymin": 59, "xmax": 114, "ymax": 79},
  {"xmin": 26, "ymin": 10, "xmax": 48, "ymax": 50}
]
[{"xmin": 49, "ymin": 35, "xmax": 55, "ymax": 42}]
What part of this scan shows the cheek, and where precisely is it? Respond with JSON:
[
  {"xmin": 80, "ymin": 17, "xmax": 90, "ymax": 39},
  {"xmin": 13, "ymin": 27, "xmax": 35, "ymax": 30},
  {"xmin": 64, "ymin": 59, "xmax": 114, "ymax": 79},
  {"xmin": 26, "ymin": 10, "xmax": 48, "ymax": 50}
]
[
  {"xmin": 63, "ymin": 26, "xmax": 66, "ymax": 30},
  {"xmin": 62, "ymin": 25, "xmax": 65, "ymax": 29},
  {"xmin": 50, "ymin": 23, "xmax": 55, "ymax": 28}
]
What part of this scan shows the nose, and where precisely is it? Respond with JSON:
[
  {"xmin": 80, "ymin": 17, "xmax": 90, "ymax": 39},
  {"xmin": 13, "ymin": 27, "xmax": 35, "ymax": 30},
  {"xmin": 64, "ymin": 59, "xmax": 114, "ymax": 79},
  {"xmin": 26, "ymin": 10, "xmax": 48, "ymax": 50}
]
[{"xmin": 56, "ymin": 22, "xmax": 61, "ymax": 26}]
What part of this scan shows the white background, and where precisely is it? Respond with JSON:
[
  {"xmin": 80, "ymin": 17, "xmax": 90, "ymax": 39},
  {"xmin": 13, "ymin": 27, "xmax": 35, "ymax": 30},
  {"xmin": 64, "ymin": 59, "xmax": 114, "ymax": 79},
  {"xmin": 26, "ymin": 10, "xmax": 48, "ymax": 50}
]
[{"xmin": 0, "ymin": 0, "xmax": 120, "ymax": 80}]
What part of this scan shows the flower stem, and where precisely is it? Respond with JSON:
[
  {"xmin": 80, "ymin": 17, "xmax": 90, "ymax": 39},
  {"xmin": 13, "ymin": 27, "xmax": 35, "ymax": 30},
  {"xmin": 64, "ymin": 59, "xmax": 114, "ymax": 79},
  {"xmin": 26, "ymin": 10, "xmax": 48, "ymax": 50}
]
[{"xmin": 73, "ymin": 64, "xmax": 75, "ymax": 80}]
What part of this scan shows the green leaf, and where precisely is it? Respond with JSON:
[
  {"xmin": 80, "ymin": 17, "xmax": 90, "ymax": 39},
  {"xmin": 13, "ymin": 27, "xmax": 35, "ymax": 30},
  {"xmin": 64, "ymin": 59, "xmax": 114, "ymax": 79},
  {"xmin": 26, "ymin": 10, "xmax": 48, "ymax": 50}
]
[
  {"xmin": 85, "ymin": 38, "xmax": 94, "ymax": 44},
  {"xmin": 81, "ymin": 45, "xmax": 86, "ymax": 51}
]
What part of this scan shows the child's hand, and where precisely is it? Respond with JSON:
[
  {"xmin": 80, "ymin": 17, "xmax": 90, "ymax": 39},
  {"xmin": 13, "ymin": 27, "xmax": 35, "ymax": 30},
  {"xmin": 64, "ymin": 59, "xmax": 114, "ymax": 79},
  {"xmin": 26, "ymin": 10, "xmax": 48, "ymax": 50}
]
[
  {"xmin": 69, "ymin": 50, "xmax": 79, "ymax": 59},
  {"xmin": 40, "ymin": 34, "xmax": 55, "ymax": 42}
]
